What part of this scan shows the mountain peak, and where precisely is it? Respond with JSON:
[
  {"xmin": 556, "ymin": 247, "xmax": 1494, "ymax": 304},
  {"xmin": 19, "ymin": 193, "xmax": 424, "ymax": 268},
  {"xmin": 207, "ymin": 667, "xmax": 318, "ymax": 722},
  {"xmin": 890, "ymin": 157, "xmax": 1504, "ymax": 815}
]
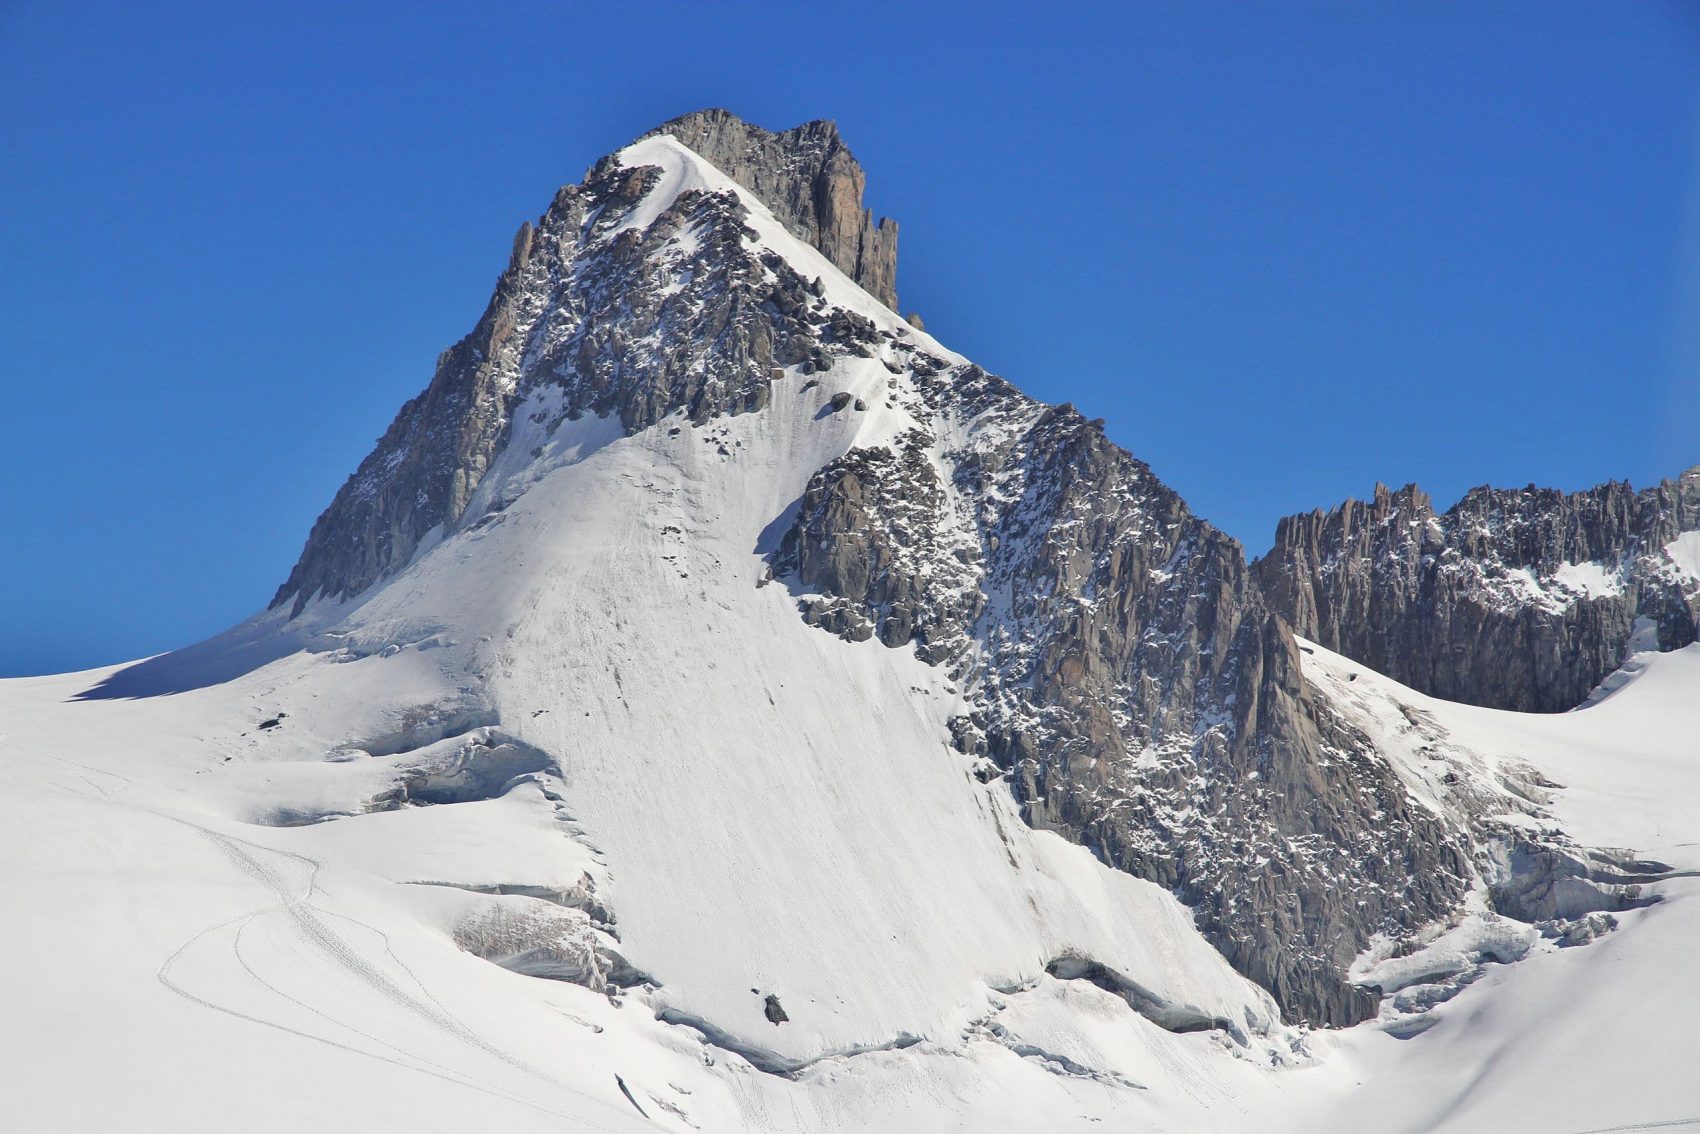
[
  {"xmin": 648, "ymin": 107, "xmax": 843, "ymax": 147},
  {"xmin": 264, "ymin": 115, "xmax": 1478, "ymax": 1029},
  {"xmin": 272, "ymin": 117, "xmax": 911, "ymax": 618},
  {"xmin": 638, "ymin": 109, "xmax": 898, "ymax": 309}
]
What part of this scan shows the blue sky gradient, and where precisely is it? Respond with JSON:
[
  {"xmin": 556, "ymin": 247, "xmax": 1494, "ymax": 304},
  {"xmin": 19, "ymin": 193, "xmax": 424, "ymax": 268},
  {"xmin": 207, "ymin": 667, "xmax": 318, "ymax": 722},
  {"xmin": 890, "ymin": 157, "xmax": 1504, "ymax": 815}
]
[{"xmin": 4, "ymin": 1, "xmax": 1698, "ymax": 674}]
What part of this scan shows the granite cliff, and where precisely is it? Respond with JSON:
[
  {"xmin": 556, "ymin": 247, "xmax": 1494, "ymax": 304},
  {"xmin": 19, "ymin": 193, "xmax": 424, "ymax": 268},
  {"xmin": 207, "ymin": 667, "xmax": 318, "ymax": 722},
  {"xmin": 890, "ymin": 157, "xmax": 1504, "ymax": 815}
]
[{"xmin": 1255, "ymin": 472, "xmax": 1700, "ymax": 712}]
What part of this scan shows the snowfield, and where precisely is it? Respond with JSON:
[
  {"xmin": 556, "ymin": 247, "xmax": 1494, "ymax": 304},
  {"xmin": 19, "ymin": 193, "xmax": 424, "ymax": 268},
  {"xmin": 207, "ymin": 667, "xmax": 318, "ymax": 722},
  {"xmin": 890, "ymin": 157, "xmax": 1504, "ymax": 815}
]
[
  {"xmin": 3, "ymin": 132, "xmax": 1698, "ymax": 1133},
  {"xmin": 0, "ymin": 392, "xmax": 1292, "ymax": 1132}
]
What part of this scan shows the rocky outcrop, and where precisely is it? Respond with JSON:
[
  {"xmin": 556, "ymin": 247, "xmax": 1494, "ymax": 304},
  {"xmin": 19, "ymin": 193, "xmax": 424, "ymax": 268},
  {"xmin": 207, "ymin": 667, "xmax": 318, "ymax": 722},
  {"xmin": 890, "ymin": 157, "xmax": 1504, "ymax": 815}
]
[
  {"xmin": 775, "ymin": 367, "xmax": 1473, "ymax": 1027},
  {"xmin": 779, "ymin": 429, "xmax": 983, "ymax": 654},
  {"xmin": 270, "ymin": 219, "xmax": 554, "ymax": 614},
  {"xmin": 1254, "ymin": 472, "xmax": 1700, "ymax": 711},
  {"xmin": 643, "ymin": 108, "xmax": 898, "ymax": 309}
]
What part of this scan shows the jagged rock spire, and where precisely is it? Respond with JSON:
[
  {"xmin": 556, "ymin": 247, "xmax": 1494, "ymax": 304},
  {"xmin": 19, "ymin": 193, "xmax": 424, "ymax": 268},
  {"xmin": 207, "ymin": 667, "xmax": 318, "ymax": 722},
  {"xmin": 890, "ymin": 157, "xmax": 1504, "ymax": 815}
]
[{"xmin": 642, "ymin": 109, "xmax": 899, "ymax": 309}]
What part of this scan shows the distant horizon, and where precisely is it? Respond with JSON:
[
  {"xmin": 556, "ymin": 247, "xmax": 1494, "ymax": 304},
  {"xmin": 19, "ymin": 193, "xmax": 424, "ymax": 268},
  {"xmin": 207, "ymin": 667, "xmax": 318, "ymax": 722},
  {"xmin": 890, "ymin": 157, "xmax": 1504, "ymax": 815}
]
[{"xmin": 5, "ymin": 1, "xmax": 1697, "ymax": 675}]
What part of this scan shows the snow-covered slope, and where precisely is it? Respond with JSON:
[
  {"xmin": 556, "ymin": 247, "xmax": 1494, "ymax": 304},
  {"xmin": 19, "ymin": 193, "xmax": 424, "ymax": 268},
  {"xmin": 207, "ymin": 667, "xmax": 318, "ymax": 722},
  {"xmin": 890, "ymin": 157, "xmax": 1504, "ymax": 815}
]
[
  {"xmin": 5, "ymin": 114, "xmax": 1698, "ymax": 1132},
  {"xmin": 0, "ymin": 470, "xmax": 1283, "ymax": 1130},
  {"xmin": 0, "ymin": 130, "xmax": 1295, "ymax": 1132},
  {"xmin": 1281, "ymin": 640, "xmax": 1700, "ymax": 1133},
  {"xmin": 8, "ymin": 634, "xmax": 1696, "ymax": 1131}
]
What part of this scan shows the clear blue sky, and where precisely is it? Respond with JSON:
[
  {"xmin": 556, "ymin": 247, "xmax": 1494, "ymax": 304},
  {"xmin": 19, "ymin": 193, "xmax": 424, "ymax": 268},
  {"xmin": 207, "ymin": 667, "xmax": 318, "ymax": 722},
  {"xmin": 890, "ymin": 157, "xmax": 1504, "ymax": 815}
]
[{"xmin": 4, "ymin": 1, "xmax": 1698, "ymax": 675}]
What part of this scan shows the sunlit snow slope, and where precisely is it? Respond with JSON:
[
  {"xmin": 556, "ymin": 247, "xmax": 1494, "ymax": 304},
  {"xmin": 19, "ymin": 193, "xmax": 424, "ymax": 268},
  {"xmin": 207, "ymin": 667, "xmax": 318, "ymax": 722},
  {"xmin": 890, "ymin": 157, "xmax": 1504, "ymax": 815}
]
[
  {"xmin": 3, "ymin": 129, "xmax": 1697, "ymax": 1133},
  {"xmin": 1281, "ymin": 640, "xmax": 1700, "ymax": 1133}
]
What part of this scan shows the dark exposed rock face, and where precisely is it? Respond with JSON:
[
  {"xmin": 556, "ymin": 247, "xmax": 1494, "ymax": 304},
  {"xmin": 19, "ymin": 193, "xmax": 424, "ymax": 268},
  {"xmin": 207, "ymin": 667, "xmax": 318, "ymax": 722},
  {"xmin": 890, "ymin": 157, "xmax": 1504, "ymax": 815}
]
[
  {"xmin": 271, "ymin": 220, "xmax": 552, "ymax": 614},
  {"xmin": 774, "ymin": 370, "xmax": 1472, "ymax": 1027},
  {"xmin": 780, "ymin": 430, "xmax": 983, "ymax": 654},
  {"xmin": 1254, "ymin": 473, "xmax": 1700, "ymax": 712},
  {"xmin": 643, "ymin": 108, "xmax": 898, "ymax": 310},
  {"xmin": 276, "ymin": 109, "xmax": 1483, "ymax": 1027}
]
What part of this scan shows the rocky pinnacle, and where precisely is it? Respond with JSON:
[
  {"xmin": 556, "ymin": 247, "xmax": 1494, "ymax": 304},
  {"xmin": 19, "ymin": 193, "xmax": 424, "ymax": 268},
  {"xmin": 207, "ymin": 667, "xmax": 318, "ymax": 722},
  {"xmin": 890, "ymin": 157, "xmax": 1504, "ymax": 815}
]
[{"xmin": 642, "ymin": 108, "xmax": 898, "ymax": 310}]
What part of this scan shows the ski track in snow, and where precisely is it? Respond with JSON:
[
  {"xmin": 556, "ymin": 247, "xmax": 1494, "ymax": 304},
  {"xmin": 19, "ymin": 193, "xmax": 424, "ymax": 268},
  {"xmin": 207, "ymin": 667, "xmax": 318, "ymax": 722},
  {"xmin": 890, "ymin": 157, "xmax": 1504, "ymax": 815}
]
[{"xmin": 53, "ymin": 772, "xmax": 634, "ymax": 1131}]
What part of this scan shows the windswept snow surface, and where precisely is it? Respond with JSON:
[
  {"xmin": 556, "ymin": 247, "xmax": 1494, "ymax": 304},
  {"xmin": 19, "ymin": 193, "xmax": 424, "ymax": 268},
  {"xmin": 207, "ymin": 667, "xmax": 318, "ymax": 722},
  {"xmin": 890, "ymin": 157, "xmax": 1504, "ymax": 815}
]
[{"xmin": 4, "ymin": 133, "xmax": 1699, "ymax": 1132}]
